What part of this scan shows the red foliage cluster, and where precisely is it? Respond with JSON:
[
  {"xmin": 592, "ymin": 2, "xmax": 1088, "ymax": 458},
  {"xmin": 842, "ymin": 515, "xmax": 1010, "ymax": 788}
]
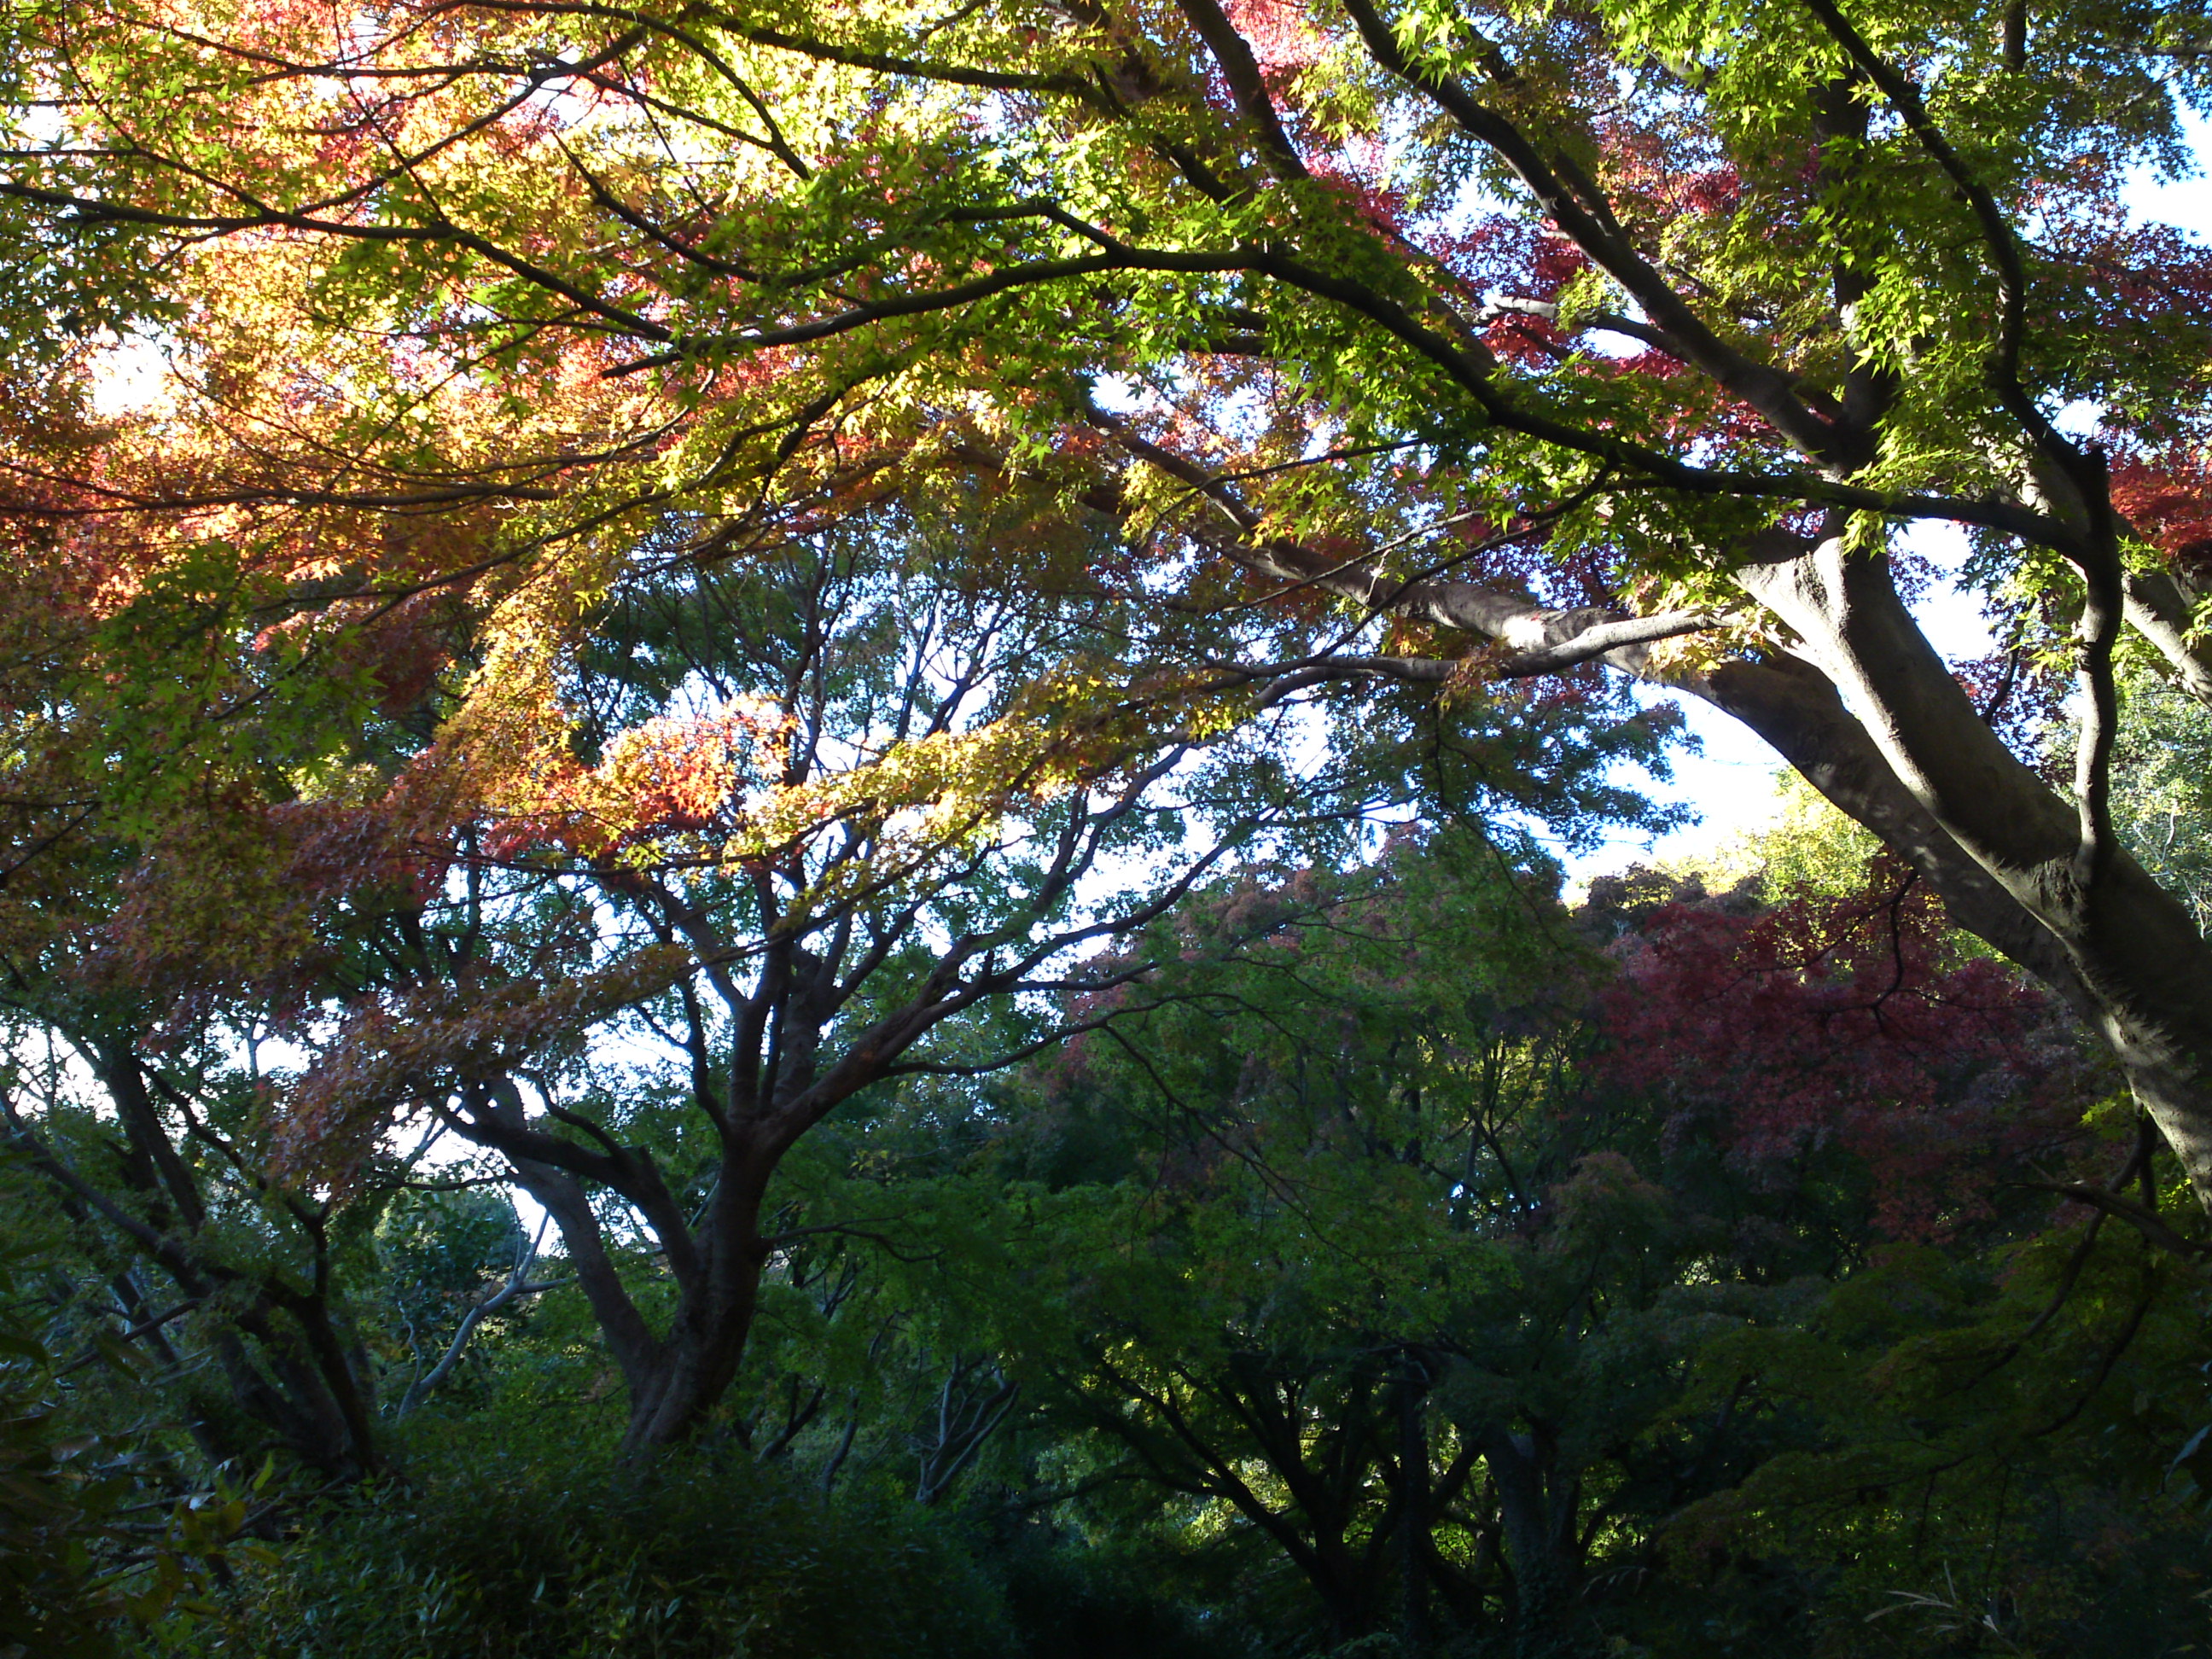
[
  {"xmin": 1597, "ymin": 870, "xmax": 2096, "ymax": 1240},
  {"xmin": 1220, "ymin": 0, "xmax": 1327, "ymax": 80},
  {"xmin": 2111, "ymin": 450, "xmax": 2212, "ymax": 579}
]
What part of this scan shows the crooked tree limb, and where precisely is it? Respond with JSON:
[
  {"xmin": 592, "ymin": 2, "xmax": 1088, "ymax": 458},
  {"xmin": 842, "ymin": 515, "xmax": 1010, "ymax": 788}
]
[
  {"xmin": 1724, "ymin": 530, "xmax": 2212, "ymax": 1198},
  {"xmin": 395, "ymin": 1216, "xmax": 559, "ymax": 1417},
  {"xmin": 2023, "ymin": 1181, "xmax": 2212, "ymax": 1259},
  {"xmin": 2124, "ymin": 569, "xmax": 2212, "ymax": 708}
]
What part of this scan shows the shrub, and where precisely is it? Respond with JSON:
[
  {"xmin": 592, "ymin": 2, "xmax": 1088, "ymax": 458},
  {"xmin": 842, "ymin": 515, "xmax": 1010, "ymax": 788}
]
[{"xmin": 142, "ymin": 1447, "xmax": 1012, "ymax": 1659}]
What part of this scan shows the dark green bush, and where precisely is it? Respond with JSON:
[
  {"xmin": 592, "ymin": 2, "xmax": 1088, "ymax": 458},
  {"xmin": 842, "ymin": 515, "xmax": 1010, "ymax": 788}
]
[
  {"xmin": 139, "ymin": 1447, "xmax": 1012, "ymax": 1659},
  {"xmin": 995, "ymin": 1526, "xmax": 1260, "ymax": 1659}
]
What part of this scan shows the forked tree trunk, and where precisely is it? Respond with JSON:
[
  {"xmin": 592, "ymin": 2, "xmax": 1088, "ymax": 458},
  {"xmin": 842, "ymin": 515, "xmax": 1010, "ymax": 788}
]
[
  {"xmin": 1161, "ymin": 450, "xmax": 2212, "ymax": 1210},
  {"xmin": 1708, "ymin": 536, "xmax": 2212, "ymax": 1205},
  {"xmin": 620, "ymin": 1155, "xmax": 777, "ymax": 1452},
  {"xmin": 499, "ymin": 1121, "xmax": 779, "ymax": 1456}
]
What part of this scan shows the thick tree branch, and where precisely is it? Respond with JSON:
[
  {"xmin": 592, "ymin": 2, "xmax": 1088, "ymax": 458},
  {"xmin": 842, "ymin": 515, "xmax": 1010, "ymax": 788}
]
[
  {"xmin": 2124, "ymin": 568, "xmax": 2212, "ymax": 707},
  {"xmin": 1167, "ymin": 0, "xmax": 1309, "ymax": 178}
]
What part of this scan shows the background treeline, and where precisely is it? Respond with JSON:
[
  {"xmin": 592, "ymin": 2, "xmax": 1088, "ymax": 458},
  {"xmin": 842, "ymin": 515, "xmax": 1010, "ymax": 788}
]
[{"xmin": 7, "ymin": 754, "xmax": 2211, "ymax": 1657}]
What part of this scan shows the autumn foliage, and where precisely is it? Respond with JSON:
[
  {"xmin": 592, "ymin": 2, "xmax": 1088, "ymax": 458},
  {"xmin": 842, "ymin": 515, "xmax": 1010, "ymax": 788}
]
[{"xmin": 1597, "ymin": 868, "xmax": 2098, "ymax": 1240}]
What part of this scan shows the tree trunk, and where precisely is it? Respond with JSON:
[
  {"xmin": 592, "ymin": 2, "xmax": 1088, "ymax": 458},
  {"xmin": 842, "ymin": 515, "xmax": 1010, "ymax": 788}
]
[
  {"xmin": 1477, "ymin": 1427, "xmax": 1586, "ymax": 1659},
  {"xmin": 1705, "ymin": 537, "xmax": 2212, "ymax": 1205},
  {"xmin": 620, "ymin": 1260, "xmax": 768, "ymax": 1453},
  {"xmin": 620, "ymin": 1146, "xmax": 777, "ymax": 1452},
  {"xmin": 505, "ymin": 1140, "xmax": 764, "ymax": 1457},
  {"xmin": 1394, "ymin": 1369, "xmax": 1431, "ymax": 1657}
]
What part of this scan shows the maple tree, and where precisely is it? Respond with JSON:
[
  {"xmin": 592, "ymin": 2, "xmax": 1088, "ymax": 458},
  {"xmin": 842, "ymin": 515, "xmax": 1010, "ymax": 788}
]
[
  {"xmin": 0, "ymin": 803, "xmax": 402, "ymax": 1476},
  {"xmin": 49, "ymin": 496, "xmax": 1660, "ymax": 1456},
  {"xmin": 3, "ymin": 0, "xmax": 2212, "ymax": 1211},
  {"xmin": 1594, "ymin": 859, "xmax": 2087, "ymax": 1241}
]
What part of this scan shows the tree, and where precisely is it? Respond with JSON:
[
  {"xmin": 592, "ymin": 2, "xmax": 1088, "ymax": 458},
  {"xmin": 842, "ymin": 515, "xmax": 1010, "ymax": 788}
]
[
  {"xmin": 879, "ymin": 838, "xmax": 2198, "ymax": 1656},
  {"xmin": 0, "ymin": 1179, "xmax": 259, "ymax": 1657},
  {"xmin": 0, "ymin": 956, "xmax": 398, "ymax": 1480},
  {"xmin": 20, "ymin": 762, "xmax": 2196, "ymax": 1654},
  {"xmin": 6, "ymin": 0, "xmax": 2212, "ymax": 1202},
  {"xmin": 184, "ymin": 507, "xmax": 1584, "ymax": 1453}
]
